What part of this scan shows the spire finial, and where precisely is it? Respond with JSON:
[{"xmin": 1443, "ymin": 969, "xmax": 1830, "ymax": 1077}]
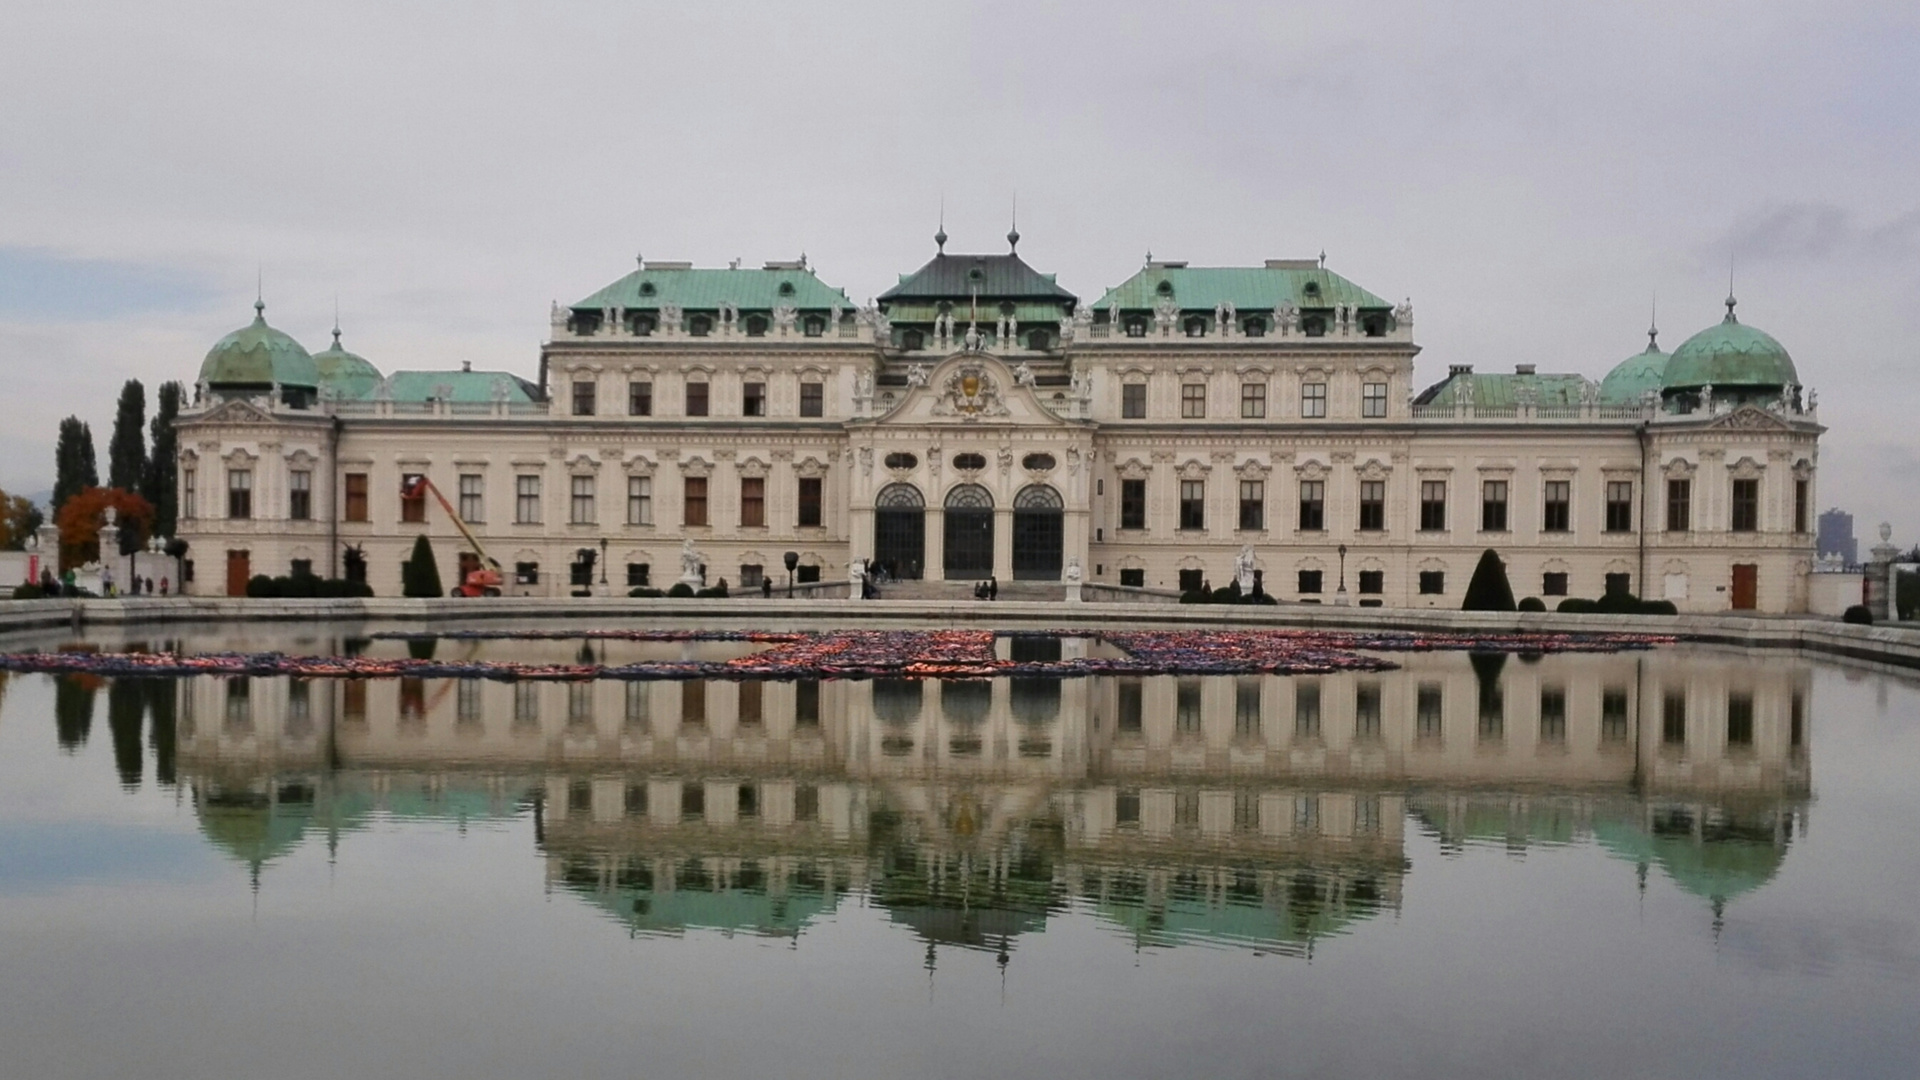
[
  {"xmin": 255, "ymin": 266, "xmax": 265, "ymax": 320},
  {"xmin": 1647, "ymin": 293, "xmax": 1659, "ymax": 352},
  {"xmin": 636, "ymin": 251, "xmax": 644, "ymax": 269},
  {"xmin": 1006, "ymin": 192, "xmax": 1019, "ymax": 252},
  {"xmin": 1725, "ymin": 260, "xmax": 1738, "ymax": 322},
  {"xmin": 332, "ymin": 294, "xmax": 341, "ymax": 348},
  {"xmin": 935, "ymin": 196, "xmax": 947, "ymax": 253},
  {"xmin": 1318, "ymin": 249, "xmax": 1327, "ymax": 269}
]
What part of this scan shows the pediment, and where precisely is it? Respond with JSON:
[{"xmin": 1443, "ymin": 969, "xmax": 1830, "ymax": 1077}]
[
  {"xmin": 872, "ymin": 353, "xmax": 1083, "ymax": 428},
  {"xmin": 1707, "ymin": 405, "xmax": 1792, "ymax": 431},
  {"xmin": 198, "ymin": 399, "xmax": 278, "ymax": 425}
]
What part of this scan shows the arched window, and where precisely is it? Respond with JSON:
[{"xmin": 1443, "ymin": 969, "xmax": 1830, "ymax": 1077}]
[
  {"xmin": 1361, "ymin": 313, "xmax": 1387, "ymax": 337},
  {"xmin": 627, "ymin": 312, "xmax": 657, "ymax": 336},
  {"xmin": 1125, "ymin": 317, "xmax": 1148, "ymax": 337},
  {"xmin": 883, "ymin": 452, "xmax": 918, "ymax": 471},
  {"xmin": 1156, "ymin": 280, "xmax": 1174, "ymax": 296},
  {"xmin": 803, "ymin": 316, "xmax": 825, "ymax": 337},
  {"xmin": 1021, "ymin": 453, "xmax": 1056, "ymax": 472},
  {"xmin": 1183, "ymin": 316, "xmax": 1207, "ymax": 337},
  {"xmin": 874, "ymin": 482, "xmax": 925, "ymax": 509},
  {"xmin": 638, "ymin": 281, "xmax": 656, "ymax": 297},
  {"xmin": 902, "ymin": 329, "xmax": 925, "ymax": 351},
  {"xmin": 1302, "ymin": 281, "xmax": 1321, "ymax": 300},
  {"xmin": 941, "ymin": 680, "xmax": 992, "ymax": 726},
  {"xmin": 871, "ymin": 679, "xmax": 923, "ymax": 725},
  {"xmin": 1242, "ymin": 316, "xmax": 1266, "ymax": 337},
  {"xmin": 745, "ymin": 314, "xmax": 769, "ymax": 337},
  {"xmin": 952, "ymin": 452, "xmax": 987, "ymax": 472},
  {"xmin": 945, "ymin": 484, "xmax": 994, "ymax": 510},
  {"xmin": 689, "ymin": 314, "xmax": 713, "ymax": 337},
  {"xmin": 1302, "ymin": 314, "xmax": 1327, "ymax": 337},
  {"xmin": 1014, "ymin": 484, "xmax": 1063, "ymax": 510},
  {"xmin": 777, "ymin": 281, "xmax": 795, "ymax": 296}
]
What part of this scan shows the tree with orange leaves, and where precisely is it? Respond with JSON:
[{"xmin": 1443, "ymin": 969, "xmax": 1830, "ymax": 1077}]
[{"xmin": 55, "ymin": 487, "xmax": 154, "ymax": 571}]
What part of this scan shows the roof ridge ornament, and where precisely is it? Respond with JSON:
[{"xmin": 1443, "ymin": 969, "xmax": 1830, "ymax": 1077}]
[
  {"xmin": 935, "ymin": 195, "xmax": 947, "ymax": 253},
  {"xmin": 1648, "ymin": 294, "xmax": 1660, "ymax": 352},
  {"xmin": 1007, "ymin": 193, "xmax": 1019, "ymax": 252}
]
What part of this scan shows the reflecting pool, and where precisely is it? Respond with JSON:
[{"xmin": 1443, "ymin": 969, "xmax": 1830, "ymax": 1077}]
[{"xmin": 2, "ymin": 626, "xmax": 1917, "ymax": 1079}]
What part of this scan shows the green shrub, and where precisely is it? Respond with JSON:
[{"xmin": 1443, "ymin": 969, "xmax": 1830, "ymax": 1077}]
[
  {"xmin": 628, "ymin": 587, "xmax": 666, "ymax": 598},
  {"xmin": 1843, "ymin": 604, "xmax": 1874, "ymax": 625},
  {"xmin": 401, "ymin": 535, "xmax": 442, "ymax": 598},
  {"xmin": 1462, "ymin": 550, "xmax": 1517, "ymax": 612},
  {"xmin": 1179, "ymin": 590, "xmax": 1205, "ymax": 604},
  {"xmin": 245, "ymin": 574, "xmax": 278, "ymax": 598},
  {"xmin": 1556, "ymin": 597, "xmax": 1596, "ymax": 614},
  {"xmin": 10, "ymin": 583, "xmax": 47, "ymax": 600},
  {"xmin": 1517, "ymin": 596, "xmax": 1546, "ymax": 612},
  {"xmin": 1639, "ymin": 599, "xmax": 1679, "ymax": 615},
  {"xmin": 667, "ymin": 582, "xmax": 695, "ymax": 598}
]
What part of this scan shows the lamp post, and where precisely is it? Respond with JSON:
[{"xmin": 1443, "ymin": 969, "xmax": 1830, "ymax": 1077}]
[
  {"xmin": 599, "ymin": 537, "xmax": 609, "ymax": 587},
  {"xmin": 784, "ymin": 551, "xmax": 799, "ymax": 598},
  {"xmin": 1335, "ymin": 543, "xmax": 1350, "ymax": 606}
]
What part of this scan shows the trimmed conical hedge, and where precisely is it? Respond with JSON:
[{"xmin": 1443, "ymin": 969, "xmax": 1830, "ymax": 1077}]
[
  {"xmin": 402, "ymin": 534, "xmax": 443, "ymax": 598},
  {"xmin": 1462, "ymin": 549, "xmax": 1516, "ymax": 611}
]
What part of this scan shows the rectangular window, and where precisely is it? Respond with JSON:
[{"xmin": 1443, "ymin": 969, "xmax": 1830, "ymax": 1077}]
[
  {"xmin": 1731, "ymin": 478, "xmax": 1759, "ymax": 532},
  {"xmin": 1179, "ymin": 480, "xmax": 1205, "ymax": 530},
  {"xmin": 627, "ymin": 476, "xmax": 652, "ymax": 526},
  {"xmin": 1727, "ymin": 694, "xmax": 1754, "ymax": 746},
  {"xmin": 1543, "ymin": 480, "xmax": 1571, "ymax": 532},
  {"xmin": 1175, "ymin": 680, "xmax": 1202, "ymax": 735},
  {"xmin": 628, "ymin": 380, "xmax": 652, "ymax": 416},
  {"xmin": 1181, "ymin": 383, "xmax": 1207, "ymax": 419},
  {"xmin": 1358, "ymin": 569, "xmax": 1383, "ymax": 594},
  {"xmin": 515, "ymin": 561, "xmax": 539, "ymax": 585},
  {"xmin": 743, "ymin": 381, "xmax": 766, "ymax": 417},
  {"xmin": 1543, "ymin": 572, "xmax": 1569, "ymax": 596},
  {"xmin": 1301, "ymin": 382, "xmax": 1327, "ymax": 418},
  {"xmin": 1482, "ymin": 479, "xmax": 1508, "ymax": 532},
  {"xmin": 1605, "ymin": 571, "xmax": 1632, "ymax": 597},
  {"xmin": 1361, "ymin": 381, "xmax": 1389, "ymax": 418},
  {"xmin": 289, "ymin": 470, "xmax": 312, "ymax": 520},
  {"xmin": 1419, "ymin": 480, "xmax": 1446, "ymax": 531},
  {"xmin": 513, "ymin": 682, "xmax": 539, "ymax": 725},
  {"xmin": 1419, "ymin": 570, "xmax": 1445, "ymax": 595},
  {"xmin": 1358, "ymin": 480, "xmax": 1385, "ymax": 531},
  {"xmin": 515, "ymin": 475, "xmax": 541, "ymax": 524},
  {"xmin": 626, "ymin": 563, "xmax": 649, "ymax": 588},
  {"xmin": 1605, "ymin": 481, "xmax": 1633, "ymax": 532},
  {"xmin": 1355, "ymin": 683, "xmax": 1382, "ymax": 740},
  {"xmin": 1234, "ymin": 679, "xmax": 1261, "ymax": 740},
  {"xmin": 796, "ymin": 680, "xmax": 821, "ymax": 726},
  {"xmin": 739, "ymin": 564, "xmax": 764, "ymax": 589},
  {"xmin": 1240, "ymin": 383, "xmax": 1267, "ymax": 418},
  {"xmin": 1662, "ymin": 692, "xmax": 1687, "ymax": 745},
  {"xmin": 1120, "ymin": 479, "xmax": 1146, "ymax": 530},
  {"xmin": 1119, "ymin": 568, "xmax": 1145, "ymax": 587},
  {"xmin": 685, "ymin": 381, "xmax": 709, "ymax": 417},
  {"xmin": 1540, "ymin": 687, "xmax": 1567, "ymax": 743},
  {"xmin": 799, "ymin": 382, "xmax": 823, "ymax": 417},
  {"xmin": 570, "ymin": 476, "xmax": 595, "ymax": 525},
  {"xmin": 1794, "ymin": 479, "xmax": 1808, "ymax": 533},
  {"xmin": 400, "ymin": 473, "xmax": 426, "ymax": 523},
  {"xmin": 456, "ymin": 679, "xmax": 480, "ymax": 726},
  {"xmin": 684, "ymin": 477, "xmax": 708, "ymax": 527},
  {"xmin": 798, "ymin": 477, "xmax": 823, "ymax": 527},
  {"xmin": 182, "ymin": 469, "xmax": 197, "ymax": 520},
  {"xmin": 1295, "ymin": 683, "xmax": 1322, "ymax": 740},
  {"xmin": 1298, "ymin": 480, "xmax": 1325, "ymax": 531},
  {"xmin": 344, "ymin": 472, "xmax": 368, "ymax": 522},
  {"xmin": 572, "ymin": 379, "xmax": 596, "ymax": 416},
  {"xmin": 1178, "ymin": 568, "xmax": 1204, "ymax": 593},
  {"xmin": 458, "ymin": 474, "xmax": 483, "ymax": 524},
  {"xmin": 739, "ymin": 477, "xmax": 765, "ymax": 527},
  {"xmin": 227, "ymin": 470, "xmax": 252, "ymax": 519},
  {"xmin": 1417, "ymin": 684, "xmax": 1444, "ymax": 739},
  {"xmin": 1298, "ymin": 569, "xmax": 1323, "ymax": 594},
  {"xmin": 1238, "ymin": 480, "xmax": 1264, "ymax": 531},
  {"xmin": 1122, "ymin": 383, "xmax": 1147, "ymax": 419},
  {"xmin": 1117, "ymin": 679, "xmax": 1144, "ymax": 734},
  {"xmin": 1601, "ymin": 690, "xmax": 1630, "ymax": 742},
  {"xmin": 1667, "ymin": 479, "xmax": 1691, "ymax": 532}
]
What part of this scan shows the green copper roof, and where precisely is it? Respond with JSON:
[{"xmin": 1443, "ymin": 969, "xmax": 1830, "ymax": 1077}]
[
  {"xmin": 199, "ymin": 301, "xmax": 319, "ymax": 388},
  {"xmin": 883, "ymin": 301, "xmax": 1068, "ymax": 324},
  {"xmin": 311, "ymin": 328, "xmax": 385, "ymax": 401},
  {"xmin": 1092, "ymin": 264, "xmax": 1390, "ymax": 312},
  {"xmin": 879, "ymin": 251, "xmax": 1077, "ymax": 305},
  {"xmin": 1599, "ymin": 338, "xmax": 1670, "ymax": 405},
  {"xmin": 1663, "ymin": 299, "xmax": 1797, "ymax": 390},
  {"xmin": 1414, "ymin": 371, "xmax": 1594, "ymax": 408},
  {"xmin": 380, "ymin": 370, "xmax": 542, "ymax": 404},
  {"xmin": 573, "ymin": 264, "xmax": 852, "ymax": 312}
]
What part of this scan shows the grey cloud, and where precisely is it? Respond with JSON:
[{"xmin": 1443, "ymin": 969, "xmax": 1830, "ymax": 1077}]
[{"xmin": 1718, "ymin": 203, "xmax": 1920, "ymax": 264}]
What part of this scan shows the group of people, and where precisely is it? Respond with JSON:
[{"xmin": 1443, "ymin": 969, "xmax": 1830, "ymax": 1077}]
[
  {"xmin": 32, "ymin": 567, "xmax": 169, "ymax": 598},
  {"xmin": 972, "ymin": 576, "xmax": 999, "ymax": 600}
]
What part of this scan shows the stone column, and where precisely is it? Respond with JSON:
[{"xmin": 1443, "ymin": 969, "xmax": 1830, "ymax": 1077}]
[
  {"xmin": 924, "ymin": 507, "xmax": 944, "ymax": 581},
  {"xmin": 994, "ymin": 508, "xmax": 1014, "ymax": 582},
  {"xmin": 1866, "ymin": 522, "xmax": 1898, "ymax": 620}
]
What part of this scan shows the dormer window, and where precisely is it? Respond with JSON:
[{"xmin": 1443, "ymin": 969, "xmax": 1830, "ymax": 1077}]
[
  {"xmin": 1302, "ymin": 314, "xmax": 1327, "ymax": 337},
  {"xmin": 1124, "ymin": 317, "xmax": 1148, "ymax": 337},
  {"xmin": 803, "ymin": 315, "xmax": 825, "ymax": 337},
  {"xmin": 745, "ymin": 314, "xmax": 769, "ymax": 337},
  {"xmin": 968, "ymin": 268, "xmax": 985, "ymax": 282},
  {"xmin": 1242, "ymin": 316, "xmax": 1266, "ymax": 337},
  {"xmin": 571, "ymin": 310, "xmax": 601, "ymax": 337},
  {"xmin": 1027, "ymin": 329, "xmax": 1051, "ymax": 351},
  {"xmin": 1361, "ymin": 313, "xmax": 1387, "ymax": 337},
  {"xmin": 902, "ymin": 329, "xmax": 925, "ymax": 351},
  {"xmin": 638, "ymin": 282, "xmax": 656, "ymax": 297},
  {"xmin": 627, "ymin": 312, "xmax": 656, "ymax": 336},
  {"xmin": 1302, "ymin": 281, "xmax": 1321, "ymax": 299},
  {"xmin": 689, "ymin": 314, "xmax": 712, "ymax": 337},
  {"xmin": 1183, "ymin": 316, "xmax": 1207, "ymax": 337},
  {"xmin": 1156, "ymin": 280, "xmax": 1174, "ymax": 296},
  {"xmin": 778, "ymin": 281, "xmax": 795, "ymax": 296}
]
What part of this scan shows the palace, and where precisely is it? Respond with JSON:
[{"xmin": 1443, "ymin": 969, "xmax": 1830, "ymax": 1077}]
[{"xmin": 175, "ymin": 230, "xmax": 1822, "ymax": 610}]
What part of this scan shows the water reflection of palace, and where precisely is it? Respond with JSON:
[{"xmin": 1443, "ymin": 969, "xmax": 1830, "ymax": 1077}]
[{"xmin": 167, "ymin": 646, "xmax": 1810, "ymax": 953}]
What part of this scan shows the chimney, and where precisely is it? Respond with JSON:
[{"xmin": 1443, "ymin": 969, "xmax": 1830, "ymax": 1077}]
[
  {"xmin": 1449, "ymin": 364, "xmax": 1473, "ymax": 378},
  {"xmin": 462, "ymin": 360, "xmax": 472, "ymax": 373},
  {"xmin": 1515, "ymin": 363, "xmax": 1536, "ymax": 375}
]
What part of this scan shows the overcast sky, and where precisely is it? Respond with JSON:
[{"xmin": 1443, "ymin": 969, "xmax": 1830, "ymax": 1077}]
[{"xmin": 3, "ymin": 1, "xmax": 1916, "ymax": 539}]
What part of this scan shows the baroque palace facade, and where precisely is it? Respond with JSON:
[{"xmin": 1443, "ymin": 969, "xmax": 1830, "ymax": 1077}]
[{"xmin": 175, "ymin": 230, "xmax": 1822, "ymax": 610}]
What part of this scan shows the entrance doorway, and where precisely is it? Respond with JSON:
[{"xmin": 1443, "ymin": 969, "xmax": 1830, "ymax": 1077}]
[
  {"xmin": 225, "ymin": 550, "xmax": 251, "ymax": 597},
  {"xmin": 873, "ymin": 483, "xmax": 926, "ymax": 580},
  {"xmin": 1731, "ymin": 564, "xmax": 1758, "ymax": 610},
  {"xmin": 943, "ymin": 484, "xmax": 994, "ymax": 579},
  {"xmin": 1012, "ymin": 484, "xmax": 1064, "ymax": 580}
]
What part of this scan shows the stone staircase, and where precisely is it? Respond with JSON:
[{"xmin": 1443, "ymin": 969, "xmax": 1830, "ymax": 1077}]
[{"xmin": 875, "ymin": 579, "xmax": 1065, "ymax": 602}]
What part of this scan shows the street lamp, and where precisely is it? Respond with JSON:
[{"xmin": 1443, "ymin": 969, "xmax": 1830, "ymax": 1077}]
[
  {"xmin": 1335, "ymin": 543, "xmax": 1350, "ymax": 606},
  {"xmin": 784, "ymin": 551, "xmax": 799, "ymax": 598},
  {"xmin": 599, "ymin": 537, "xmax": 609, "ymax": 587}
]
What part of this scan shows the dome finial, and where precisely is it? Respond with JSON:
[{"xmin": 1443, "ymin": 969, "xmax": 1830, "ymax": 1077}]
[
  {"xmin": 255, "ymin": 265, "xmax": 265, "ymax": 321},
  {"xmin": 1725, "ymin": 259, "xmax": 1738, "ymax": 323},
  {"xmin": 1647, "ymin": 293, "xmax": 1660, "ymax": 352},
  {"xmin": 1006, "ymin": 192, "xmax": 1019, "ymax": 252},
  {"xmin": 935, "ymin": 195, "xmax": 947, "ymax": 253},
  {"xmin": 332, "ymin": 294, "xmax": 342, "ymax": 348}
]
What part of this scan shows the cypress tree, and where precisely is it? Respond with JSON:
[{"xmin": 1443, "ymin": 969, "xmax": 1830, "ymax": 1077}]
[
  {"xmin": 1462, "ymin": 549, "xmax": 1517, "ymax": 611},
  {"xmin": 108, "ymin": 379, "xmax": 147, "ymax": 492},
  {"xmin": 143, "ymin": 381, "xmax": 184, "ymax": 541},
  {"xmin": 402, "ymin": 535, "xmax": 443, "ymax": 597},
  {"xmin": 52, "ymin": 417, "xmax": 98, "ymax": 513}
]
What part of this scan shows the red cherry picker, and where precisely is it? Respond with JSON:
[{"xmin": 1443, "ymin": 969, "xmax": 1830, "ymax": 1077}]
[{"xmin": 401, "ymin": 476, "xmax": 505, "ymax": 597}]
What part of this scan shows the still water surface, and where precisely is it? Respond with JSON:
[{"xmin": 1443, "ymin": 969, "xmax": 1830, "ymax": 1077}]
[{"xmin": 2, "ymin": 626, "xmax": 1918, "ymax": 1079}]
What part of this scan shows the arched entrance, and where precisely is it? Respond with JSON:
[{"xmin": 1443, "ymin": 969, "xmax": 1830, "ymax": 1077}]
[
  {"xmin": 1012, "ymin": 484, "xmax": 1064, "ymax": 580},
  {"xmin": 943, "ymin": 484, "xmax": 994, "ymax": 579},
  {"xmin": 873, "ymin": 483, "xmax": 925, "ymax": 580}
]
